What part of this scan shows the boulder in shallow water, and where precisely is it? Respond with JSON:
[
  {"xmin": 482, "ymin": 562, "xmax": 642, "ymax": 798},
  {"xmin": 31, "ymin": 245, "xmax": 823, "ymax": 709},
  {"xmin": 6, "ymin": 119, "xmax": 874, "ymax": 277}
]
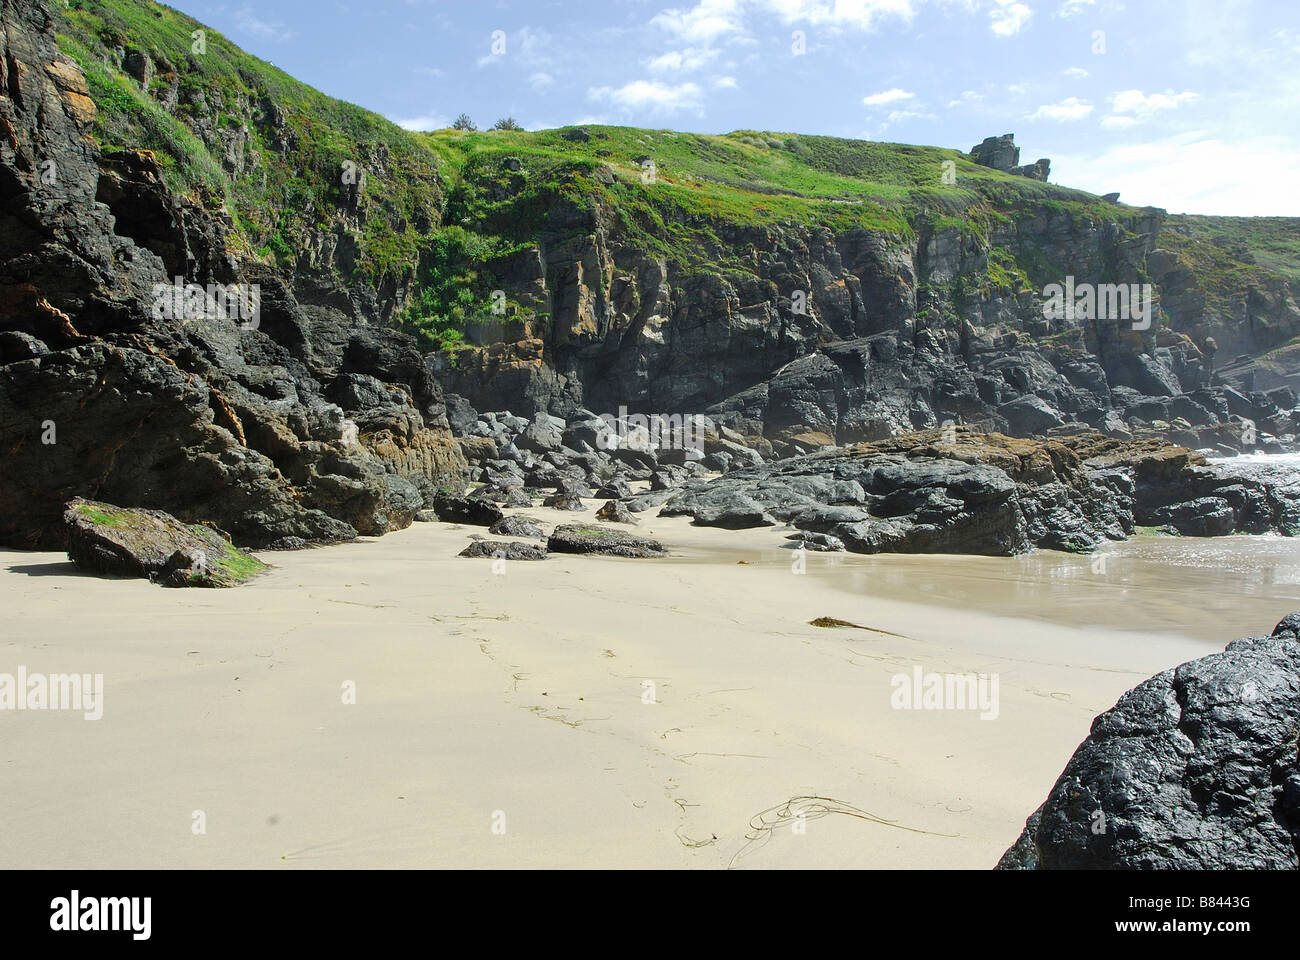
[
  {"xmin": 786, "ymin": 531, "xmax": 846, "ymax": 552},
  {"xmin": 64, "ymin": 499, "xmax": 267, "ymax": 588}
]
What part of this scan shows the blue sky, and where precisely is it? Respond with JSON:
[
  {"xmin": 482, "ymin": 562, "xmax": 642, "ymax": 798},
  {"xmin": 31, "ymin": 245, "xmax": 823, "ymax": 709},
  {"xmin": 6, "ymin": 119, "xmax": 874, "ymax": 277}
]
[{"xmin": 170, "ymin": 0, "xmax": 1300, "ymax": 215}]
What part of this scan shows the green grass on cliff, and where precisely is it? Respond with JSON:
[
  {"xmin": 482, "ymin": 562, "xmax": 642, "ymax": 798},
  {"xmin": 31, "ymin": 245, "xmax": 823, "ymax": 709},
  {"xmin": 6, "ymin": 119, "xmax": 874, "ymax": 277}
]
[
  {"xmin": 1162, "ymin": 215, "xmax": 1300, "ymax": 314},
  {"xmin": 54, "ymin": 0, "xmax": 1297, "ymax": 354},
  {"xmin": 57, "ymin": 0, "xmax": 441, "ymax": 279},
  {"xmin": 418, "ymin": 124, "xmax": 1128, "ymax": 254}
]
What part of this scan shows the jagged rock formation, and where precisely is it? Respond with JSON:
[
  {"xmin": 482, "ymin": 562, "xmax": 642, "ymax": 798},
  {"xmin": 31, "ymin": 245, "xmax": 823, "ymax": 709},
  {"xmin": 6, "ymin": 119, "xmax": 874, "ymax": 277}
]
[
  {"xmin": 446, "ymin": 404, "xmax": 1299, "ymax": 556},
  {"xmin": 0, "ymin": 0, "xmax": 464, "ymax": 549},
  {"xmin": 657, "ymin": 429, "xmax": 1300, "ymax": 554},
  {"xmin": 425, "ymin": 162, "xmax": 1296, "ymax": 459},
  {"xmin": 999, "ymin": 612, "xmax": 1300, "ymax": 869},
  {"xmin": 970, "ymin": 133, "xmax": 1051, "ymax": 181},
  {"xmin": 1, "ymin": 0, "xmax": 1297, "ymax": 554},
  {"xmin": 51, "ymin": 3, "xmax": 1300, "ymax": 463}
]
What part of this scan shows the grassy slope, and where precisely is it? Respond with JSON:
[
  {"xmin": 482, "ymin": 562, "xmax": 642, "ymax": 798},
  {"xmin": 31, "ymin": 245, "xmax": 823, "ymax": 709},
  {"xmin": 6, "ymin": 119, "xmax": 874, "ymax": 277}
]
[
  {"xmin": 57, "ymin": 0, "xmax": 442, "ymax": 280},
  {"xmin": 54, "ymin": 0, "xmax": 1296, "ymax": 353},
  {"xmin": 420, "ymin": 124, "xmax": 1128, "ymax": 252},
  {"xmin": 1163, "ymin": 215, "xmax": 1300, "ymax": 293}
]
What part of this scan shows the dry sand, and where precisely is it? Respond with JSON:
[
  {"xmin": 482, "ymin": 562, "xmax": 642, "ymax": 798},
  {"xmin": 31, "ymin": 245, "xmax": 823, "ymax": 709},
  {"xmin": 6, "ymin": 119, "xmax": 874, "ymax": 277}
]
[{"xmin": 3, "ymin": 502, "xmax": 1298, "ymax": 869}]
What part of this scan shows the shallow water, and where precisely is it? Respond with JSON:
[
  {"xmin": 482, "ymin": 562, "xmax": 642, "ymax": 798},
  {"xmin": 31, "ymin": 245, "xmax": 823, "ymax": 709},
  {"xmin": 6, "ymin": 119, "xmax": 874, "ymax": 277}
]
[
  {"xmin": 841, "ymin": 536, "xmax": 1300, "ymax": 643},
  {"xmin": 1206, "ymin": 451, "xmax": 1300, "ymax": 468},
  {"xmin": 677, "ymin": 532, "xmax": 1300, "ymax": 646},
  {"xmin": 665, "ymin": 452, "xmax": 1300, "ymax": 645}
]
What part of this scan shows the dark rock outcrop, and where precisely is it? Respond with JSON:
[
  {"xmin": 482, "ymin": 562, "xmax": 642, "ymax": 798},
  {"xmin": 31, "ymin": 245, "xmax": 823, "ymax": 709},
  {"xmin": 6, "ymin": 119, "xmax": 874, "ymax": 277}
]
[
  {"xmin": 998, "ymin": 613, "xmax": 1300, "ymax": 869},
  {"xmin": 430, "ymin": 492, "xmax": 503, "ymax": 526},
  {"xmin": 547, "ymin": 524, "xmax": 666, "ymax": 558},
  {"xmin": 0, "ymin": 0, "xmax": 464, "ymax": 550},
  {"xmin": 970, "ymin": 134, "xmax": 1050, "ymax": 181},
  {"xmin": 488, "ymin": 515, "xmax": 546, "ymax": 539},
  {"xmin": 458, "ymin": 539, "xmax": 547, "ymax": 561},
  {"xmin": 661, "ymin": 429, "xmax": 1299, "ymax": 555},
  {"xmin": 595, "ymin": 499, "xmax": 638, "ymax": 524},
  {"xmin": 3, "ymin": 0, "xmax": 1296, "ymax": 560}
]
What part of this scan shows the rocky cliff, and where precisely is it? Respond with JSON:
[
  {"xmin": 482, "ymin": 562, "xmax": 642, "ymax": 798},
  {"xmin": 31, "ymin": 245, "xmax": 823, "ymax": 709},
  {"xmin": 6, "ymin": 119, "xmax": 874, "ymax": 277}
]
[
  {"xmin": 0, "ymin": 0, "xmax": 463, "ymax": 549},
  {"xmin": 2, "ymin": 0, "xmax": 1298, "ymax": 551},
  {"xmin": 50, "ymin": 1, "xmax": 1300, "ymax": 463}
]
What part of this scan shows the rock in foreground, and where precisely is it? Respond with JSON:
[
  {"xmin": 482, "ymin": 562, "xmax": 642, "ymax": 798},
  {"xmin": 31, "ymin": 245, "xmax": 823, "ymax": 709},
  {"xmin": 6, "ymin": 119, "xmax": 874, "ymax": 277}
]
[
  {"xmin": 547, "ymin": 525, "xmax": 666, "ymax": 558},
  {"xmin": 64, "ymin": 499, "xmax": 267, "ymax": 588},
  {"xmin": 998, "ymin": 613, "xmax": 1300, "ymax": 869}
]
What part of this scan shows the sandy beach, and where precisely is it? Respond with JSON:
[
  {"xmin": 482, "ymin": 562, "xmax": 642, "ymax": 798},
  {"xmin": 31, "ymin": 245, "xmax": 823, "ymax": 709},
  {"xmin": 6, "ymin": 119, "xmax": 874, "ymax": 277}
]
[{"xmin": 3, "ymin": 502, "xmax": 1298, "ymax": 869}]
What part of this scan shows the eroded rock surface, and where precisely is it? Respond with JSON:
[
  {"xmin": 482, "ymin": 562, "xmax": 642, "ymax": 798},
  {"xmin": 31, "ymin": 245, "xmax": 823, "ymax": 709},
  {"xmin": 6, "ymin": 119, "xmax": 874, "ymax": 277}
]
[
  {"xmin": 661, "ymin": 429, "xmax": 1299, "ymax": 555},
  {"xmin": 999, "ymin": 613, "xmax": 1300, "ymax": 869}
]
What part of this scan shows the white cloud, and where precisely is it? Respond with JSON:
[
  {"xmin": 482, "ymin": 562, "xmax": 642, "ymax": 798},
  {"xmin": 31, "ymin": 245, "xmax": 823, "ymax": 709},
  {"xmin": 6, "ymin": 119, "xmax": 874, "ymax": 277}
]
[
  {"xmin": 713, "ymin": 75, "xmax": 739, "ymax": 88},
  {"xmin": 1028, "ymin": 97, "xmax": 1094, "ymax": 121},
  {"xmin": 1099, "ymin": 115, "xmax": 1137, "ymax": 129},
  {"xmin": 883, "ymin": 108, "xmax": 937, "ymax": 126},
  {"xmin": 529, "ymin": 72, "xmax": 555, "ymax": 92},
  {"xmin": 1057, "ymin": 0, "xmax": 1095, "ymax": 17},
  {"xmin": 651, "ymin": 0, "xmax": 919, "ymax": 43},
  {"xmin": 516, "ymin": 26, "xmax": 553, "ymax": 60},
  {"xmin": 647, "ymin": 47, "xmax": 720, "ymax": 71},
  {"xmin": 391, "ymin": 114, "xmax": 450, "ymax": 132},
  {"xmin": 1275, "ymin": 28, "xmax": 1300, "ymax": 54},
  {"xmin": 862, "ymin": 87, "xmax": 915, "ymax": 106},
  {"xmin": 588, "ymin": 80, "xmax": 705, "ymax": 113},
  {"xmin": 1109, "ymin": 88, "xmax": 1200, "ymax": 119},
  {"xmin": 1052, "ymin": 134, "xmax": 1300, "ymax": 215},
  {"xmin": 947, "ymin": 89, "xmax": 985, "ymax": 108},
  {"xmin": 1063, "ymin": 66, "xmax": 1090, "ymax": 79},
  {"xmin": 235, "ymin": 5, "xmax": 293, "ymax": 43},
  {"xmin": 756, "ymin": 0, "xmax": 920, "ymax": 29},
  {"xmin": 651, "ymin": 0, "xmax": 745, "ymax": 43},
  {"xmin": 990, "ymin": 0, "xmax": 1032, "ymax": 36}
]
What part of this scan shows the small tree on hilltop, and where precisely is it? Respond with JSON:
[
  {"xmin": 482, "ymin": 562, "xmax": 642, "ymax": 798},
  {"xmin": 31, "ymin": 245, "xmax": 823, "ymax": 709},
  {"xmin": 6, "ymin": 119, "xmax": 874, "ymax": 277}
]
[
  {"xmin": 491, "ymin": 117, "xmax": 522, "ymax": 131},
  {"xmin": 452, "ymin": 113, "xmax": 477, "ymax": 131}
]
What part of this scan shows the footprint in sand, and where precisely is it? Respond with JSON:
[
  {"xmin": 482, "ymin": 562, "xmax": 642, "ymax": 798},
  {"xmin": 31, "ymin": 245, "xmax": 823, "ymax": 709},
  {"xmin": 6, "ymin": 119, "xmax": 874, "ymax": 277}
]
[{"xmin": 1026, "ymin": 688, "xmax": 1072, "ymax": 702}]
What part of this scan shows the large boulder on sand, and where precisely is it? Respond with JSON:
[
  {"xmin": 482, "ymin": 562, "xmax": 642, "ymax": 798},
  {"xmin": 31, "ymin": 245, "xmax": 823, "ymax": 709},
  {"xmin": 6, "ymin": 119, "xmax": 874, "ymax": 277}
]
[
  {"xmin": 64, "ymin": 498, "xmax": 267, "ymax": 587},
  {"xmin": 547, "ymin": 524, "xmax": 665, "ymax": 558}
]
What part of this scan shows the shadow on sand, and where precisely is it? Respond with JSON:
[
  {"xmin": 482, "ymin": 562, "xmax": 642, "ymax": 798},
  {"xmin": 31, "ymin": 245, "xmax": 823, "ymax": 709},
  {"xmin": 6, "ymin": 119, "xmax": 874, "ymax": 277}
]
[{"xmin": 4, "ymin": 560, "xmax": 100, "ymax": 579}]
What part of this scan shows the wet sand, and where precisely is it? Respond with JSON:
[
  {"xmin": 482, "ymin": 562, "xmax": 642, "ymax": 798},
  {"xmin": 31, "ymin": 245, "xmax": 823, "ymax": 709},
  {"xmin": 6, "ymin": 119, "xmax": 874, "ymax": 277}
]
[{"xmin": 2, "ymin": 504, "xmax": 1296, "ymax": 869}]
